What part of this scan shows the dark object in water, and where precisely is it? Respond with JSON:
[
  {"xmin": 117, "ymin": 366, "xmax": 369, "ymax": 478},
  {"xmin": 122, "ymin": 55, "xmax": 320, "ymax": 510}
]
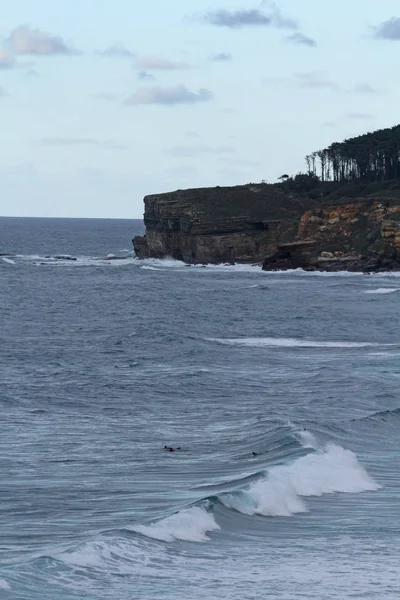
[
  {"xmin": 252, "ymin": 452, "xmax": 259, "ymax": 457},
  {"xmin": 164, "ymin": 446, "xmax": 181, "ymax": 452}
]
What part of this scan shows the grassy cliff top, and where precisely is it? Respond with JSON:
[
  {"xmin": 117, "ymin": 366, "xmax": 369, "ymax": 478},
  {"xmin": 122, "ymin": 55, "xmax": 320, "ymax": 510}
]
[{"xmin": 144, "ymin": 179, "xmax": 400, "ymax": 223}]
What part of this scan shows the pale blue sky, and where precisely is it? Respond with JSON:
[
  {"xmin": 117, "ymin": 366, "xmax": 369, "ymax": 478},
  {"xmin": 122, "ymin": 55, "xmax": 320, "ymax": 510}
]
[{"xmin": 1, "ymin": 0, "xmax": 400, "ymax": 217}]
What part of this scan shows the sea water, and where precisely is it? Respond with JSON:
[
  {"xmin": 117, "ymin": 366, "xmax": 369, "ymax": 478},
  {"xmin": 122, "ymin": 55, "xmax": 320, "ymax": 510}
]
[{"xmin": 0, "ymin": 217, "xmax": 399, "ymax": 599}]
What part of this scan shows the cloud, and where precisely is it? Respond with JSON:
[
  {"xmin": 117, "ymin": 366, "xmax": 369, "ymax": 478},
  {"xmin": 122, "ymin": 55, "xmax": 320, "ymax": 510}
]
[
  {"xmin": 41, "ymin": 137, "xmax": 127, "ymax": 149},
  {"xmin": 286, "ymin": 32, "xmax": 316, "ymax": 47},
  {"xmin": 209, "ymin": 52, "xmax": 232, "ymax": 61},
  {"xmin": 352, "ymin": 83, "xmax": 378, "ymax": 94},
  {"xmin": 97, "ymin": 44, "xmax": 135, "ymax": 57},
  {"xmin": 374, "ymin": 17, "xmax": 400, "ymax": 40},
  {"xmin": 266, "ymin": 74, "xmax": 379, "ymax": 95},
  {"xmin": 134, "ymin": 56, "xmax": 190, "ymax": 70},
  {"xmin": 202, "ymin": 6, "xmax": 296, "ymax": 29},
  {"xmin": 138, "ymin": 70, "xmax": 156, "ymax": 81},
  {"xmin": 0, "ymin": 49, "xmax": 15, "ymax": 68},
  {"xmin": 6, "ymin": 26, "xmax": 79, "ymax": 55},
  {"xmin": 125, "ymin": 85, "xmax": 213, "ymax": 106},
  {"xmin": 294, "ymin": 72, "xmax": 339, "ymax": 91},
  {"xmin": 165, "ymin": 144, "xmax": 235, "ymax": 158},
  {"xmin": 185, "ymin": 131, "xmax": 201, "ymax": 138}
]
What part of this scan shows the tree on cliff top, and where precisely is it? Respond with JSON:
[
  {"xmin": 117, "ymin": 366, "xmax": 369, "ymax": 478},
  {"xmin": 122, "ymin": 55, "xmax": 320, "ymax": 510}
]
[{"xmin": 307, "ymin": 124, "xmax": 400, "ymax": 183}]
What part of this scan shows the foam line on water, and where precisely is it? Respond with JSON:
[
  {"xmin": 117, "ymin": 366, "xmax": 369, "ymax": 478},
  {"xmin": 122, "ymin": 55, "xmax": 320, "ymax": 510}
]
[
  {"xmin": 130, "ymin": 507, "xmax": 220, "ymax": 542},
  {"xmin": 208, "ymin": 337, "xmax": 382, "ymax": 348}
]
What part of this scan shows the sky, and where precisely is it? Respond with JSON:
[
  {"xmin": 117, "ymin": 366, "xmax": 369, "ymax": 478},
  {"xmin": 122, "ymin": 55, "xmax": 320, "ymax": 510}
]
[{"xmin": 1, "ymin": 0, "xmax": 400, "ymax": 218}]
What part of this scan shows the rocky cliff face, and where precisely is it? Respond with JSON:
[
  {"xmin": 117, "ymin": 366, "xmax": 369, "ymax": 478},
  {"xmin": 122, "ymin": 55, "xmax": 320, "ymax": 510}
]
[{"xmin": 133, "ymin": 183, "xmax": 400, "ymax": 272}]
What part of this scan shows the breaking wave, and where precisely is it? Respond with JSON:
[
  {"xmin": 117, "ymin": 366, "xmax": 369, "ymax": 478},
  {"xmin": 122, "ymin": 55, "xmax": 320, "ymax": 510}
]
[
  {"xmin": 218, "ymin": 443, "xmax": 380, "ymax": 517},
  {"xmin": 130, "ymin": 507, "xmax": 220, "ymax": 542},
  {"xmin": 124, "ymin": 431, "xmax": 379, "ymax": 542}
]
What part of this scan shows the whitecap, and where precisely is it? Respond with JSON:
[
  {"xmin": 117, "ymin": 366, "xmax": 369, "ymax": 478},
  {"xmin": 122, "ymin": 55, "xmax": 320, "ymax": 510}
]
[
  {"xmin": 1, "ymin": 257, "xmax": 15, "ymax": 264},
  {"xmin": 140, "ymin": 265, "xmax": 163, "ymax": 271},
  {"xmin": 130, "ymin": 506, "xmax": 220, "ymax": 543},
  {"xmin": 364, "ymin": 288, "xmax": 400, "ymax": 294}
]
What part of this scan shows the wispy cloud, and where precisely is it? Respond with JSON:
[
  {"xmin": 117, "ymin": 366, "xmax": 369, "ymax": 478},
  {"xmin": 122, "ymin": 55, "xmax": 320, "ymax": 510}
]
[
  {"xmin": 345, "ymin": 112, "xmax": 374, "ymax": 120},
  {"xmin": 42, "ymin": 137, "xmax": 127, "ymax": 149},
  {"xmin": 293, "ymin": 72, "xmax": 339, "ymax": 90},
  {"xmin": 138, "ymin": 70, "xmax": 156, "ymax": 81},
  {"xmin": 97, "ymin": 44, "xmax": 135, "ymax": 57},
  {"xmin": 6, "ymin": 26, "xmax": 79, "ymax": 55},
  {"xmin": 165, "ymin": 144, "xmax": 235, "ymax": 157},
  {"xmin": 204, "ymin": 9, "xmax": 271, "ymax": 28},
  {"xmin": 185, "ymin": 131, "xmax": 201, "ymax": 138},
  {"xmin": 125, "ymin": 85, "xmax": 213, "ymax": 106},
  {"xmin": 134, "ymin": 56, "xmax": 190, "ymax": 70},
  {"xmin": 352, "ymin": 83, "xmax": 378, "ymax": 94},
  {"xmin": 286, "ymin": 32, "xmax": 316, "ymax": 47},
  {"xmin": 374, "ymin": 17, "xmax": 400, "ymax": 40},
  {"xmin": 202, "ymin": 6, "xmax": 296, "ymax": 29},
  {"xmin": 265, "ymin": 74, "xmax": 379, "ymax": 95},
  {"xmin": 209, "ymin": 52, "xmax": 232, "ymax": 61}
]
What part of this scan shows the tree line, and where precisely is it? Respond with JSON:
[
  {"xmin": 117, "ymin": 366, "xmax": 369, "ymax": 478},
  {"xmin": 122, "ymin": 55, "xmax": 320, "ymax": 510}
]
[{"xmin": 303, "ymin": 124, "xmax": 400, "ymax": 183}]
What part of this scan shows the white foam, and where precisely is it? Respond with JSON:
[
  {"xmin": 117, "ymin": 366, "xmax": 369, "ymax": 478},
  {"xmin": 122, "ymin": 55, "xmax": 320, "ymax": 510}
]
[
  {"xmin": 364, "ymin": 288, "xmax": 400, "ymax": 294},
  {"xmin": 221, "ymin": 444, "xmax": 380, "ymax": 518},
  {"xmin": 1, "ymin": 257, "xmax": 15, "ymax": 264},
  {"xmin": 137, "ymin": 257, "xmax": 263, "ymax": 272},
  {"xmin": 0, "ymin": 579, "xmax": 10, "ymax": 590},
  {"xmin": 208, "ymin": 336, "xmax": 380, "ymax": 348},
  {"xmin": 140, "ymin": 265, "xmax": 163, "ymax": 271},
  {"xmin": 295, "ymin": 429, "xmax": 319, "ymax": 449},
  {"xmin": 130, "ymin": 507, "xmax": 220, "ymax": 542},
  {"xmin": 56, "ymin": 537, "xmax": 164, "ymax": 571}
]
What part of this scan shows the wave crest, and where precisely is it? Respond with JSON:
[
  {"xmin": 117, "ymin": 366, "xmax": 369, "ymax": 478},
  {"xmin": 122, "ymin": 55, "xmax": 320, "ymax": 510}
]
[{"xmin": 130, "ymin": 506, "xmax": 220, "ymax": 542}]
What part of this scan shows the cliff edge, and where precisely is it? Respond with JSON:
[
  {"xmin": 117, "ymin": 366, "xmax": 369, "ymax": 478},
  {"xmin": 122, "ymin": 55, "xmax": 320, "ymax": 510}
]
[{"xmin": 133, "ymin": 180, "xmax": 400, "ymax": 271}]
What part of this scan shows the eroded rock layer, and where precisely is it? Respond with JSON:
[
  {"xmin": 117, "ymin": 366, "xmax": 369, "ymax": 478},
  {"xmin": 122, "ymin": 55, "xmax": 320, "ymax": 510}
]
[{"xmin": 133, "ymin": 183, "xmax": 400, "ymax": 272}]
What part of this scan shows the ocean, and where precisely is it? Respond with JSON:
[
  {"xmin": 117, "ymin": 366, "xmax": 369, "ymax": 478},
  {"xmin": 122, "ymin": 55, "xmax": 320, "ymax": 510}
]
[{"xmin": 1, "ymin": 216, "xmax": 399, "ymax": 600}]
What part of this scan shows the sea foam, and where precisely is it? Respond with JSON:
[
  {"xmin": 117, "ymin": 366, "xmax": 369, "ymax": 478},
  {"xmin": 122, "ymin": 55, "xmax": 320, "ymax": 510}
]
[{"xmin": 130, "ymin": 506, "xmax": 220, "ymax": 542}]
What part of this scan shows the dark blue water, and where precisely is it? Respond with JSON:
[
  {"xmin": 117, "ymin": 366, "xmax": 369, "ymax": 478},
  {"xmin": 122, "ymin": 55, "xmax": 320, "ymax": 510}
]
[{"xmin": 1, "ymin": 217, "xmax": 400, "ymax": 599}]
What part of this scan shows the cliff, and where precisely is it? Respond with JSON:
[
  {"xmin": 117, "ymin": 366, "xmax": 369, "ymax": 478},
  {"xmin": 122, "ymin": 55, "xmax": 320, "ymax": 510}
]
[{"xmin": 133, "ymin": 181, "xmax": 400, "ymax": 272}]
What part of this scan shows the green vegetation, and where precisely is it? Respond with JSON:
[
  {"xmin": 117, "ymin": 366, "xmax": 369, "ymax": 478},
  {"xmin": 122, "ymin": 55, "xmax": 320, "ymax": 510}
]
[{"xmin": 305, "ymin": 124, "xmax": 400, "ymax": 183}]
